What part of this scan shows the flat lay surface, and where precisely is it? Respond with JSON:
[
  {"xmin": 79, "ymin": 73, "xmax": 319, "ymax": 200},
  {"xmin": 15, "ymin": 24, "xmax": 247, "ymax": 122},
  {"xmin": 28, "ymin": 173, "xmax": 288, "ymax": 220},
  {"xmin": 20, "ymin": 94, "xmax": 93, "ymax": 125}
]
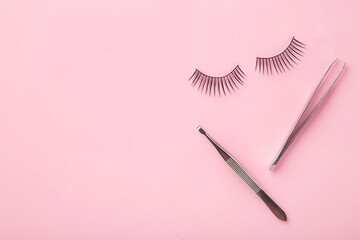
[{"xmin": 1, "ymin": 0, "xmax": 360, "ymax": 239}]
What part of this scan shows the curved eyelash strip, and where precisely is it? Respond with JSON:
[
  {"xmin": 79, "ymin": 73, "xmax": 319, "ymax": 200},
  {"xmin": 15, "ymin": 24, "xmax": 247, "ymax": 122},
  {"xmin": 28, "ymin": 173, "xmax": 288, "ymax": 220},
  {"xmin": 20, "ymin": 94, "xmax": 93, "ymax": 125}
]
[
  {"xmin": 189, "ymin": 65, "xmax": 245, "ymax": 96},
  {"xmin": 255, "ymin": 37, "xmax": 306, "ymax": 75}
]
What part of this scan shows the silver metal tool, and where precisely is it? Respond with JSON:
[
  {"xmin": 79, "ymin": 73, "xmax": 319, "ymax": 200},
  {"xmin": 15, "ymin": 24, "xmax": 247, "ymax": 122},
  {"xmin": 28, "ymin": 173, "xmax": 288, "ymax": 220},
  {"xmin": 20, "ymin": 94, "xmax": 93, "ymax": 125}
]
[
  {"xmin": 197, "ymin": 126, "xmax": 287, "ymax": 221},
  {"xmin": 270, "ymin": 59, "xmax": 346, "ymax": 170}
]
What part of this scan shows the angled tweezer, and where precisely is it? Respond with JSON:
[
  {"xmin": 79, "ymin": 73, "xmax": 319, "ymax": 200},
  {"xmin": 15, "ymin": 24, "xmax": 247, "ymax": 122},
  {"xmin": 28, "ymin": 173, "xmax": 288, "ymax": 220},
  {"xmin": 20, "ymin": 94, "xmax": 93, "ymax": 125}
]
[{"xmin": 270, "ymin": 59, "xmax": 346, "ymax": 170}]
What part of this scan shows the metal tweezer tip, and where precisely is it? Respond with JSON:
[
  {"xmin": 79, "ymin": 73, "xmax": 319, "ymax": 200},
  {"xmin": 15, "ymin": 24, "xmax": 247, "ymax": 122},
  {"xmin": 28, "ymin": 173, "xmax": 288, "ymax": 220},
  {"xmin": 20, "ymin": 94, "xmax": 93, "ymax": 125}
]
[
  {"xmin": 197, "ymin": 125, "xmax": 206, "ymax": 135},
  {"xmin": 269, "ymin": 164, "xmax": 276, "ymax": 171}
]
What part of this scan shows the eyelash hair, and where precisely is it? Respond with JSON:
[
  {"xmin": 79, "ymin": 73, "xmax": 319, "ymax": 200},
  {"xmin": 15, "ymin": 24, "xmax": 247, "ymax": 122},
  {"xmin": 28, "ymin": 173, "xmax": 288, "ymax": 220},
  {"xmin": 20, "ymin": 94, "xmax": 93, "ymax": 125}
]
[
  {"xmin": 189, "ymin": 65, "xmax": 245, "ymax": 96},
  {"xmin": 255, "ymin": 37, "xmax": 306, "ymax": 75}
]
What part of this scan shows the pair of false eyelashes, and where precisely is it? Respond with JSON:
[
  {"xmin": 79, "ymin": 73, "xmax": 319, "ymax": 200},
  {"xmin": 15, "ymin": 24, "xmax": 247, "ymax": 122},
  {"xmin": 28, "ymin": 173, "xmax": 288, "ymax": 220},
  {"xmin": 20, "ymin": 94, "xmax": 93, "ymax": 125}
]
[{"xmin": 189, "ymin": 37, "xmax": 305, "ymax": 96}]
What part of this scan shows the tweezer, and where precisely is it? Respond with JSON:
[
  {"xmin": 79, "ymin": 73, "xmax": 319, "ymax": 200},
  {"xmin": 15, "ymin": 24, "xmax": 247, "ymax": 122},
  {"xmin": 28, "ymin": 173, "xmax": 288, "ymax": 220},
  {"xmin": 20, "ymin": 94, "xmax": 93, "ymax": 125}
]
[
  {"xmin": 270, "ymin": 59, "xmax": 346, "ymax": 170},
  {"xmin": 197, "ymin": 126, "xmax": 287, "ymax": 221}
]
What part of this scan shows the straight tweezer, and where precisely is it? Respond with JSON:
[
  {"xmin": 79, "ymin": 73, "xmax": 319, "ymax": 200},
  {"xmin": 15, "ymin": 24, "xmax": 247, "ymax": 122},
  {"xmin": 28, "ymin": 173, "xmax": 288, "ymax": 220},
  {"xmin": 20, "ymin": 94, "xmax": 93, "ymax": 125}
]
[
  {"xmin": 270, "ymin": 59, "xmax": 346, "ymax": 170},
  {"xmin": 198, "ymin": 126, "xmax": 287, "ymax": 221}
]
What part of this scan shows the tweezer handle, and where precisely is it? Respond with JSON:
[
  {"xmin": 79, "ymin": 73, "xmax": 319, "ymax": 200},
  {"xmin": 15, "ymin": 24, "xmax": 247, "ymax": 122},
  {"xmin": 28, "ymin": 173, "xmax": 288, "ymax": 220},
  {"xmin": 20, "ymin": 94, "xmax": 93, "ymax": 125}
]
[{"xmin": 257, "ymin": 189, "xmax": 287, "ymax": 221}]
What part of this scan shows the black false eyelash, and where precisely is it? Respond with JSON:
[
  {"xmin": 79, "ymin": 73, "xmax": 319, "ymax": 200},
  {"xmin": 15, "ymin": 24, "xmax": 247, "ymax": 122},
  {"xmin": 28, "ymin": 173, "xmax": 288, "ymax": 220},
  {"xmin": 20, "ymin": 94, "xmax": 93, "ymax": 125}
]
[
  {"xmin": 189, "ymin": 65, "xmax": 245, "ymax": 96},
  {"xmin": 255, "ymin": 37, "xmax": 306, "ymax": 75}
]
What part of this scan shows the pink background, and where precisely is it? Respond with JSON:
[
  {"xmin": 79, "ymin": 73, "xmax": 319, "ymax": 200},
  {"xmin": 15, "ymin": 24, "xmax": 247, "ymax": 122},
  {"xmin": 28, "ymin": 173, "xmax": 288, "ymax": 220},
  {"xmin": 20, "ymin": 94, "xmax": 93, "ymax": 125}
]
[{"xmin": 1, "ymin": 0, "xmax": 360, "ymax": 239}]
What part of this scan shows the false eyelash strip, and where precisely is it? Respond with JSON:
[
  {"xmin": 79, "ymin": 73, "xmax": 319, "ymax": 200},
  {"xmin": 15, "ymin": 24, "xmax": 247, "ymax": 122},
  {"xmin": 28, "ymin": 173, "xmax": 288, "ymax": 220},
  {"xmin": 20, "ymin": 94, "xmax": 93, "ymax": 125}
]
[
  {"xmin": 255, "ymin": 37, "xmax": 306, "ymax": 75},
  {"xmin": 189, "ymin": 65, "xmax": 245, "ymax": 96}
]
